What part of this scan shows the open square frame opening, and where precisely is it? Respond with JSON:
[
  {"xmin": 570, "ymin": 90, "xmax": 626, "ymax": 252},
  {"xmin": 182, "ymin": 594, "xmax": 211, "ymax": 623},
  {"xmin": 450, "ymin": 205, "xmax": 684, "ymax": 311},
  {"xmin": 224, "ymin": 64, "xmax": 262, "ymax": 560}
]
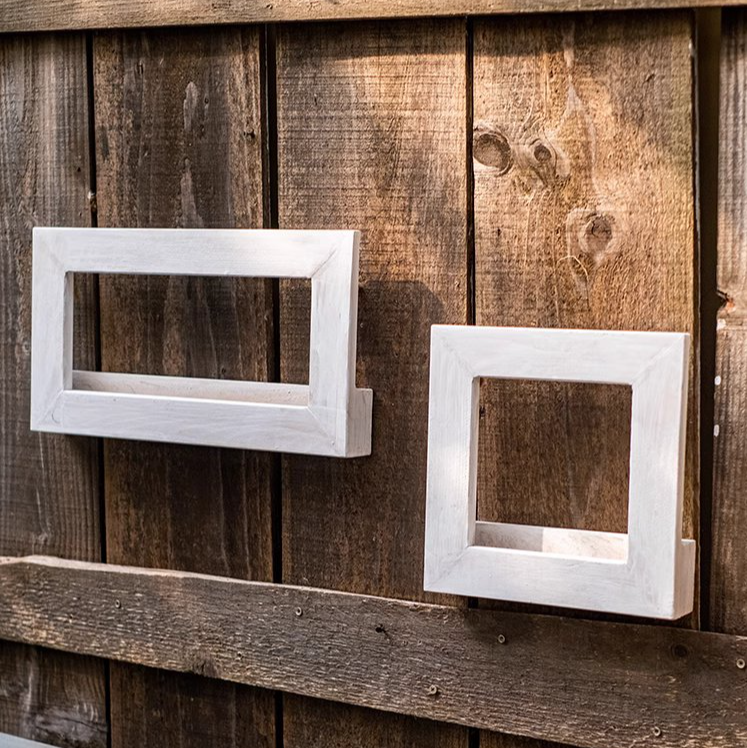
[
  {"xmin": 31, "ymin": 227, "xmax": 373, "ymax": 457},
  {"xmin": 424, "ymin": 325, "xmax": 695, "ymax": 619}
]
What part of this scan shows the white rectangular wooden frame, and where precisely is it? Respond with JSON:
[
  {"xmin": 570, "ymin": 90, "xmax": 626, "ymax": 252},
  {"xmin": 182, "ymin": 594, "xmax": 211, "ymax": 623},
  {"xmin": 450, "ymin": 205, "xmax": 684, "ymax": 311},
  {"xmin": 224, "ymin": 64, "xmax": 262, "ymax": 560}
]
[
  {"xmin": 30, "ymin": 228, "xmax": 372, "ymax": 457},
  {"xmin": 424, "ymin": 326, "xmax": 696, "ymax": 619}
]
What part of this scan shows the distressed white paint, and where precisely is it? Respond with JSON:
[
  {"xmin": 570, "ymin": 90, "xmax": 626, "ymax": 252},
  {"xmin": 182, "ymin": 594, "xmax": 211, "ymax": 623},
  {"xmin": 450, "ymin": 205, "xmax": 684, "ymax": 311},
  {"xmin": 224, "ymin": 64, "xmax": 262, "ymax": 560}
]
[
  {"xmin": 30, "ymin": 228, "xmax": 372, "ymax": 457},
  {"xmin": 423, "ymin": 325, "xmax": 695, "ymax": 619}
]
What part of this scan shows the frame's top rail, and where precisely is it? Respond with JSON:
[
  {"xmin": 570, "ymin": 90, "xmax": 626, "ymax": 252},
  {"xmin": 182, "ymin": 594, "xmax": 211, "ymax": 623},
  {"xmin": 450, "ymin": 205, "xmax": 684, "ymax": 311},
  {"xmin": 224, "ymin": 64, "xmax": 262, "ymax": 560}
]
[{"xmin": 0, "ymin": 0, "xmax": 732, "ymax": 34}]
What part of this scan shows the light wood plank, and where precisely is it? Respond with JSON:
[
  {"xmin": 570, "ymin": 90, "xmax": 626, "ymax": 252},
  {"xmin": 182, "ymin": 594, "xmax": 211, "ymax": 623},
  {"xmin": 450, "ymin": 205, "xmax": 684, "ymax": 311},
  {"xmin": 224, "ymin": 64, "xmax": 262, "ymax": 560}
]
[
  {"xmin": 712, "ymin": 7, "xmax": 747, "ymax": 636},
  {"xmin": 277, "ymin": 18, "xmax": 469, "ymax": 748},
  {"xmin": 472, "ymin": 14, "xmax": 697, "ymax": 748},
  {"xmin": 92, "ymin": 26, "xmax": 275, "ymax": 748},
  {"xmin": 0, "ymin": 0, "xmax": 741, "ymax": 35},
  {"xmin": 0, "ymin": 33, "xmax": 106, "ymax": 747},
  {"xmin": 1, "ymin": 555, "xmax": 746, "ymax": 748},
  {"xmin": 472, "ymin": 8, "xmax": 697, "ymax": 589}
]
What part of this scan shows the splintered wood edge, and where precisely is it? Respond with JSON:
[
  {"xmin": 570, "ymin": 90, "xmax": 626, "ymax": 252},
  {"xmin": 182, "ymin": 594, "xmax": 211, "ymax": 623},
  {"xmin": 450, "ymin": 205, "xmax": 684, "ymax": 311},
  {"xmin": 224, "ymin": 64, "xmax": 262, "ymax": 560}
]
[
  {"xmin": 0, "ymin": 0, "xmax": 735, "ymax": 35},
  {"xmin": 0, "ymin": 555, "xmax": 745, "ymax": 748}
]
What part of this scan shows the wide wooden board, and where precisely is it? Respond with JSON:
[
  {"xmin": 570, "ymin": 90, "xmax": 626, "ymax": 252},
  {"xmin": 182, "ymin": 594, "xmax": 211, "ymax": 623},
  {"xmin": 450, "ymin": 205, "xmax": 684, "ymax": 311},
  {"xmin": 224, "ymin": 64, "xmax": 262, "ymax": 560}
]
[
  {"xmin": 1, "ymin": 556, "xmax": 746, "ymax": 748},
  {"xmin": 0, "ymin": 33, "xmax": 106, "ymax": 747},
  {"xmin": 0, "ymin": 0, "xmax": 741, "ymax": 35},
  {"xmin": 712, "ymin": 7, "xmax": 747, "ymax": 636},
  {"xmin": 277, "ymin": 18, "xmax": 469, "ymax": 748},
  {"xmin": 473, "ymin": 10, "xmax": 697, "ymax": 573},
  {"xmin": 93, "ymin": 26, "xmax": 275, "ymax": 748},
  {"xmin": 472, "ymin": 13, "xmax": 697, "ymax": 747}
]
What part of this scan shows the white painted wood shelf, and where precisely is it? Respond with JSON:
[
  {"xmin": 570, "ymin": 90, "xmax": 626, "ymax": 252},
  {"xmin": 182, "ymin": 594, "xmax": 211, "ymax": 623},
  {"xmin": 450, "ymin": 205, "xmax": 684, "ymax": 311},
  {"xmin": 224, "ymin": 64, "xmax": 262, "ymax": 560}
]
[
  {"xmin": 30, "ymin": 228, "xmax": 373, "ymax": 457},
  {"xmin": 424, "ymin": 325, "xmax": 696, "ymax": 619}
]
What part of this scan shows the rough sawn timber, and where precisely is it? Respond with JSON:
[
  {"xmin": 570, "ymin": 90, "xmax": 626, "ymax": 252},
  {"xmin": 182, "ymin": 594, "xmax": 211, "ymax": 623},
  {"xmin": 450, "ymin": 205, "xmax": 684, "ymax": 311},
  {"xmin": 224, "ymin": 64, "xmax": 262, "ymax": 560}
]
[
  {"xmin": 277, "ymin": 17, "xmax": 469, "ymax": 748},
  {"xmin": 712, "ymin": 7, "xmax": 747, "ymax": 638},
  {"xmin": 93, "ymin": 26, "xmax": 275, "ymax": 748},
  {"xmin": 0, "ymin": 32, "xmax": 106, "ymax": 747},
  {"xmin": 0, "ymin": 556, "xmax": 745, "ymax": 748},
  {"xmin": 0, "ymin": 0, "xmax": 742, "ymax": 35}
]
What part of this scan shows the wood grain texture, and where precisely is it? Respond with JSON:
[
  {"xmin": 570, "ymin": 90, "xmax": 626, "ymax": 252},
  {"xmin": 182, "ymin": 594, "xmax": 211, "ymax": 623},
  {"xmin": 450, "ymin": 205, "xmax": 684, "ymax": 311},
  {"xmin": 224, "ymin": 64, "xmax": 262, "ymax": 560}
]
[
  {"xmin": 0, "ymin": 33, "xmax": 106, "ymax": 747},
  {"xmin": 2, "ymin": 556, "xmax": 746, "ymax": 748},
  {"xmin": 0, "ymin": 0, "xmax": 742, "ymax": 35},
  {"xmin": 712, "ymin": 8, "xmax": 747, "ymax": 637},
  {"xmin": 473, "ymin": 10, "xmax": 697, "ymax": 569},
  {"xmin": 277, "ymin": 18, "xmax": 468, "ymax": 748},
  {"xmin": 92, "ymin": 27, "xmax": 275, "ymax": 748}
]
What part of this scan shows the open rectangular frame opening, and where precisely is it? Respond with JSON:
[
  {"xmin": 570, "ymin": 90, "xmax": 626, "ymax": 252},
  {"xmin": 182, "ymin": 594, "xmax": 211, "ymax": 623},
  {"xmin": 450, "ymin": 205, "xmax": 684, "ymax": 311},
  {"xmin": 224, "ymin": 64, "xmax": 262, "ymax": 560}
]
[{"xmin": 475, "ymin": 377, "xmax": 632, "ymax": 541}]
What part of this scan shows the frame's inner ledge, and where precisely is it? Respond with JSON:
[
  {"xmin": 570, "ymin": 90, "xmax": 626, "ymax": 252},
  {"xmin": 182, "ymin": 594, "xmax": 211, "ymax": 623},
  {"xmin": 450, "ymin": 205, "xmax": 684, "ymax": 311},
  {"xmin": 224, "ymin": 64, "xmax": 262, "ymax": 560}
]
[
  {"xmin": 474, "ymin": 521, "xmax": 629, "ymax": 561},
  {"xmin": 72, "ymin": 370, "xmax": 310, "ymax": 405}
]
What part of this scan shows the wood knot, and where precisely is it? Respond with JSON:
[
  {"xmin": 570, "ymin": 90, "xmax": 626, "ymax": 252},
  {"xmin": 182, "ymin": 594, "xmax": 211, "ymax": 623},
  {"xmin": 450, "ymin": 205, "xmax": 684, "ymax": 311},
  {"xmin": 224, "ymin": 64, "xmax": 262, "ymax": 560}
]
[
  {"xmin": 584, "ymin": 214, "xmax": 614, "ymax": 251},
  {"xmin": 473, "ymin": 129, "xmax": 512, "ymax": 174},
  {"xmin": 525, "ymin": 138, "xmax": 564, "ymax": 185},
  {"xmin": 533, "ymin": 143, "xmax": 551, "ymax": 163},
  {"xmin": 563, "ymin": 206, "xmax": 624, "ymax": 302}
]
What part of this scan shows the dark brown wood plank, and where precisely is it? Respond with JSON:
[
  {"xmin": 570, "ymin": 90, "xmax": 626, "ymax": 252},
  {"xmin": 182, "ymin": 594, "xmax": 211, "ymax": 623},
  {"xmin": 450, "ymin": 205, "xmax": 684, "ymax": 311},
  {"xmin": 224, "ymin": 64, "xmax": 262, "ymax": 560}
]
[
  {"xmin": 277, "ymin": 18, "xmax": 468, "ymax": 748},
  {"xmin": 0, "ymin": 33, "xmax": 106, "ymax": 747},
  {"xmin": 712, "ymin": 8, "xmax": 747, "ymax": 637},
  {"xmin": 0, "ymin": 0, "xmax": 741, "ymax": 36},
  {"xmin": 1, "ymin": 555, "xmax": 746, "ymax": 748},
  {"xmin": 92, "ymin": 26, "xmax": 275, "ymax": 748},
  {"xmin": 473, "ymin": 10, "xmax": 697, "ymax": 576}
]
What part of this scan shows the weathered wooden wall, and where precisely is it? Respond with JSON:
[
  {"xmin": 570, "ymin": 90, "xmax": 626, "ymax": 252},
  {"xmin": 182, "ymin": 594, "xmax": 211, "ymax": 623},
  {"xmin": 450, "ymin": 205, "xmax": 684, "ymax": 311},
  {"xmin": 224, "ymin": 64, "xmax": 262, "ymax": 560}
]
[{"xmin": 0, "ymin": 5, "xmax": 744, "ymax": 748}]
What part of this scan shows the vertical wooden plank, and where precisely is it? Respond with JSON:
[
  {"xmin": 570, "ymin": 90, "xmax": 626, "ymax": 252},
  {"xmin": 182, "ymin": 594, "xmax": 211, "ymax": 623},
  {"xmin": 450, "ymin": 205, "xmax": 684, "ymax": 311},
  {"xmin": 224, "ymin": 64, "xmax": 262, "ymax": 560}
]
[
  {"xmin": 93, "ymin": 27, "xmax": 275, "ymax": 748},
  {"xmin": 712, "ymin": 8, "xmax": 747, "ymax": 636},
  {"xmin": 472, "ymin": 11, "xmax": 697, "ymax": 745},
  {"xmin": 473, "ymin": 11, "xmax": 697, "ymax": 562},
  {"xmin": 277, "ymin": 19, "xmax": 469, "ymax": 747},
  {"xmin": 0, "ymin": 33, "xmax": 107, "ymax": 747}
]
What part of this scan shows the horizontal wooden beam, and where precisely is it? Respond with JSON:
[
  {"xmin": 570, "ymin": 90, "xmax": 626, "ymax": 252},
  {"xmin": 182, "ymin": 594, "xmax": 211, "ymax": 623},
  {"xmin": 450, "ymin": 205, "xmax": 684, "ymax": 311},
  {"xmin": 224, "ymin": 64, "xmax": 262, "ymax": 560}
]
[
  {"xmin": 0, "ymin": 0, "xmax": 736, "ymax": 34},
  {"xmin": 0, "ymin": 556, "xmax": 745, "ymax": 747}
]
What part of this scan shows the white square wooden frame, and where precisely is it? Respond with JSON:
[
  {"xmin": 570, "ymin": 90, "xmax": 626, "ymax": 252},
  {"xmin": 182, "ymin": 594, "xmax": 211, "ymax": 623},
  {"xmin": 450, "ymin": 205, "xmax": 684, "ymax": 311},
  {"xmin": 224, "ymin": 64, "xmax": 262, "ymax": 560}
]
[
  {"xmin": 30, "ymin": 227, "xmax": 372, "ymax": 457},
  {"xmin": 424, "ymin": 325, "xmax": 696, "ymax": 619}
]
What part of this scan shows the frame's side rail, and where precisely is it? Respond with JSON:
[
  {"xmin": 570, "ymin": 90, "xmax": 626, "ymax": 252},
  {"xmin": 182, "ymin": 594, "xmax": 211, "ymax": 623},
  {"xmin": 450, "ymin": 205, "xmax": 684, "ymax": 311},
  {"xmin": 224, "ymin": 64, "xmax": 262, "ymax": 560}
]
[
  {"xmin": 0, "ymin": 0, "xmax": 739, "ymax": 35},
  {"xmin": 0, "ymin": 555, "xmax": 745, "ymax": 748}
]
